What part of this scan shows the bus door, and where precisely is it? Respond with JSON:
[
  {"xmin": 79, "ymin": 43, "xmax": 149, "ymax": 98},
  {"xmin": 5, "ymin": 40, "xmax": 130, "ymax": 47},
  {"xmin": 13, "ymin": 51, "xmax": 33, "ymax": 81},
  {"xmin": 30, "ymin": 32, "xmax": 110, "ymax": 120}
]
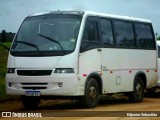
[
  {"xmin": 79, "ymin": 17, "xmax": 102, "ymax": 80},
  {"xmin": 100, "ymin": 18, "xmax": 119, "ymax": 93}
]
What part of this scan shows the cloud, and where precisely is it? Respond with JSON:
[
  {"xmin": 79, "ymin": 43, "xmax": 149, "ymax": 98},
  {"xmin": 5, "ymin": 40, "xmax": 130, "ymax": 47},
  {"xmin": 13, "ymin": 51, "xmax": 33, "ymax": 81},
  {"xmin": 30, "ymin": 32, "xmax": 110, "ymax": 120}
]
[{"xmin": 0, "ymin": 0, "xmax": 160, "ymax": 33}]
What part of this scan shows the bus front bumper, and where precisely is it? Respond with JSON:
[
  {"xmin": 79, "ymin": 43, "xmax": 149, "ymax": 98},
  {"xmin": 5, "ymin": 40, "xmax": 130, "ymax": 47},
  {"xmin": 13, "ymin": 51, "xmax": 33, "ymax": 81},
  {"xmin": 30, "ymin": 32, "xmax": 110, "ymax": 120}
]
[{"xmin": 6, "ymin": 73, "xmax": 84, "ymax": 96}]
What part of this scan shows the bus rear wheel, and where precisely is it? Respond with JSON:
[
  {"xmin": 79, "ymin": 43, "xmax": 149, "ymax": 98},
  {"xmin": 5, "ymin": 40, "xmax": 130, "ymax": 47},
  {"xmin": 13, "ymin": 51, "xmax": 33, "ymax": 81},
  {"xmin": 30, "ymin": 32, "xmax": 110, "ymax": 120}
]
[
  {"xmin": 128, "ymin": 77, "xmax": 144, "ymax": 103},
  {"xmin": 80, "ymin": 78, "xmax": 99, "ymax": 108},
  {"xmin": 21, "ymin": 96, "xmax": 40, "ymax": 109}
]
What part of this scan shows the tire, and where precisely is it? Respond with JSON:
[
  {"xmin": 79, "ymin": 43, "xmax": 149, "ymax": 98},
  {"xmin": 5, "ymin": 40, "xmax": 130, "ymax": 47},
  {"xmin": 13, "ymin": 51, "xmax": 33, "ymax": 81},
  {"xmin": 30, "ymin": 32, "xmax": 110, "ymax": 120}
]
[
  {"xmin": 80, "ymin": 78, "xmax": 99, "ymax": 108},
  {"xmin": 21, "ymin": 96, "xmax": 40, "ymax": 109},
  {"xmin": 128, "ymin": 77, "xmax": 144, "ymax": 103}
]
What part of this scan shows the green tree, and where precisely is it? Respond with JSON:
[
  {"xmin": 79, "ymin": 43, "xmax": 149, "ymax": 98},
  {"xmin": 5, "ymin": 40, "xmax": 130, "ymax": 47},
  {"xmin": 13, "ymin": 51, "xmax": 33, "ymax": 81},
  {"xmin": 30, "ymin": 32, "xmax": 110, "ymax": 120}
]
[
  {"xmin": 155, "ymin": 33, "xmax": 160, "ymax": 40},
  {"xmin": 1, "ymin": 30, "xmax": 6, "ymax": 42}
]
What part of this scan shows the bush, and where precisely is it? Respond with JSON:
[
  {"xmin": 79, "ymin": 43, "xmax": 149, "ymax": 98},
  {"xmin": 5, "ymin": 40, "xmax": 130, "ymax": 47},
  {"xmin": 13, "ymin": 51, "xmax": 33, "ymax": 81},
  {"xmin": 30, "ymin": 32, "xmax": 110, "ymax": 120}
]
[{"xmin": 0, "ymin": 42, "xmax": 18, "ymax": 101}]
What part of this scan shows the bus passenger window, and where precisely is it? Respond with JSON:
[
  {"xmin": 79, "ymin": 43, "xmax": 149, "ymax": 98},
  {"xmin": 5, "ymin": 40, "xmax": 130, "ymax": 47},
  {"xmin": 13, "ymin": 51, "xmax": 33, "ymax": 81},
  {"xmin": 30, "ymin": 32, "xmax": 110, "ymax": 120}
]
[
  {"xmin": 100, "ymin": 19, "xmax": 114, "ymax": 47},
  {"xmin": 114, "ymin": 21, "xmax": 135, "ymax": 48},
  {"xmin": 83, "ymin": 21, "xmax": 99, "ymax": 41},
  {"xmin": 158, "ymin": 46, "xmax": 160, "ymax": 58},
  {"xmin": 81, "ymin": 20, "xmax": 100, "ymax": 51},
  {"xmin": 135, "ymin": 23, "xmax": 155, "ymax": 49}
]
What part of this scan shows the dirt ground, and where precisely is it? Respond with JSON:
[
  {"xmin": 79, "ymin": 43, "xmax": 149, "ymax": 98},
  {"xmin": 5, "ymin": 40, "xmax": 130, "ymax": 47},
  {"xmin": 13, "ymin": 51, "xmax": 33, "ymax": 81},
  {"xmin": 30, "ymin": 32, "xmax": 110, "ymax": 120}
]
[{"xmin": 0, "ymin": 93, "xmax": 160, "ymax": 120}]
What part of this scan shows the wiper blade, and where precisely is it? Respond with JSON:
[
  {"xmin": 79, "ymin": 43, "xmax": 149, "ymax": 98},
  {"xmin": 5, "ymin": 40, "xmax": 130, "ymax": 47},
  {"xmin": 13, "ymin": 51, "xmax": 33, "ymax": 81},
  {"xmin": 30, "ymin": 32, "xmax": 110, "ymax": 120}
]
[
  {"xmin": 38, "ymin": 33, "xmax": 65, "ymax": 54},
  {"xmin": 13, "ymin": 40, "xmax": 42, "ymax": 55}
]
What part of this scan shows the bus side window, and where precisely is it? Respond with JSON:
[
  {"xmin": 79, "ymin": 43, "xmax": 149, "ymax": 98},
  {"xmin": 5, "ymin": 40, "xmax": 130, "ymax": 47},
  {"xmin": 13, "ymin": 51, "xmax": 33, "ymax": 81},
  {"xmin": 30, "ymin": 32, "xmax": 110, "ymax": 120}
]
[
  {"xmin": 143, "ymin": 25, "xmax": 155, "ymax": 49},
  {"xmin": 158, "ymin": 46, "xmax": 160, "ymax": 58},
  {"xmin": 135, "ymin": 23, "xmax": 155, "ymax": 49},
  {"xmin": 81, "ymin": 19, "xmax": 100, "ymax": 52},
  {"xmin": 100, "ymin": 18, "xmax": 114, "ymax": 47},
  {"xmin": 114, "ymin": 21, "xmax": 135, "ymax": 48},
  {"xmin": 83, "ymin": 21, "xmax": 99, "ymax": 41}
]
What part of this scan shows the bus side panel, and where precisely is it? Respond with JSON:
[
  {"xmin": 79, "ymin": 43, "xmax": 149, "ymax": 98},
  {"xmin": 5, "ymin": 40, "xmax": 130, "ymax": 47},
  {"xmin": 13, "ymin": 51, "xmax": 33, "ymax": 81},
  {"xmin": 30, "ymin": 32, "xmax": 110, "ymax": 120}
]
[
  {"xmin": 101, "ymin": 48, "xmax": 157, "ymax": 93},
  {"xmin": 79, "ymin": 49, "xmax": 101, "ymax": 85},
  {"xmin": 146, "ymin": 71, "xmax": 158, "ymax": 89}
]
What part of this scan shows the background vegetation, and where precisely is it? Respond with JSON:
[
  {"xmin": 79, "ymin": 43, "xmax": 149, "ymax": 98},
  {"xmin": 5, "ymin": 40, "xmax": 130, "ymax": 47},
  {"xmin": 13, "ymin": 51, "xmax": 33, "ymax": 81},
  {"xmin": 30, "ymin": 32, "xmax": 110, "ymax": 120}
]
[
  {"xmin": 155, "ymin": 33, "xmax": 160, "ymax": 40},
  {"xmin": 156, "ymin": 36, "xmax": 160, "ymax": 40},
  {"xmin": 0, "ymin": 42, "xmax": 14, "ymax": 100},
  {"xmin": 0, "ymin": 43, "xmax": 19, "ymax": 101},
  {"xmin": 0, "ymin": 30, "xmax": 15, "ymax": 42}
]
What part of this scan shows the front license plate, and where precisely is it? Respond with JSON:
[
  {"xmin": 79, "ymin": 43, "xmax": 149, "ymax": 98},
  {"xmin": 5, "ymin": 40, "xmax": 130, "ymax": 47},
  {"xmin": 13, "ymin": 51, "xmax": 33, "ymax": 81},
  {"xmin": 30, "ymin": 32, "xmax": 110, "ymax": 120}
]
[{"xmin": 25, "ymin": 91, "xmax": 40, "ymax": 96}]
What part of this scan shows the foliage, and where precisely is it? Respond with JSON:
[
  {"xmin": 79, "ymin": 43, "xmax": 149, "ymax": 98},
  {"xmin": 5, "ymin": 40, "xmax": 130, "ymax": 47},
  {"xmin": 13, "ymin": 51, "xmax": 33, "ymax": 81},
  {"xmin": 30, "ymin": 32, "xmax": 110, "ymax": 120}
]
[
  {"xmin": 157, "ymin": 36, "xmax": 160, "ymax": 40},
  {"xmin": 0, "ymin": 42, "xmax": 17, "ymax": 101},
  {"xmin": 1, "ymin": 30, "xmax": 6, "ymax": 42},
  {"xmin": 0, "ymin": 31, "xmax": 15, "ymax": 42},
  {"xmin": 155, "ymin": 33, "xmax": 160, "ymax": 40}
]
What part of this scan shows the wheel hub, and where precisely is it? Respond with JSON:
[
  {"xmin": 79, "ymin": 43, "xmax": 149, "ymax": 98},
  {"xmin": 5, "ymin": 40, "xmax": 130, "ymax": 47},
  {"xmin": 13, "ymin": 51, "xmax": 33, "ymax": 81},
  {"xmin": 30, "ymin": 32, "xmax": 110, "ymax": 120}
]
[
  {"xmin": 89, "ymin": 86, "xmax": 97, "ymax": 101},
  {"xmin": 136, "ymin": 83, "xmax": 142, "ymax": 96}
]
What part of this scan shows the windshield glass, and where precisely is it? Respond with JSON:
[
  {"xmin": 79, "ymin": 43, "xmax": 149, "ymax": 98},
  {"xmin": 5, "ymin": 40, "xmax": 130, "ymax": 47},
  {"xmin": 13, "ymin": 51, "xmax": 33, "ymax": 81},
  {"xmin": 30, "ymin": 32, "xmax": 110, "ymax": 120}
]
[{"xmin": 11, "ymin": 14, "xmax": 82, "ymax": 56}]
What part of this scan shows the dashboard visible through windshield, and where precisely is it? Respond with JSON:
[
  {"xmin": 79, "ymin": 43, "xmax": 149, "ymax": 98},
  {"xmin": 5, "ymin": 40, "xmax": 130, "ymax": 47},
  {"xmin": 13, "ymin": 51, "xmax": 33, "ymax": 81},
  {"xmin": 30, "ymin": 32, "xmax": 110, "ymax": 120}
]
[{"xmin": 11, "ymin": 14, "xmax": 82, "ymax": 56}]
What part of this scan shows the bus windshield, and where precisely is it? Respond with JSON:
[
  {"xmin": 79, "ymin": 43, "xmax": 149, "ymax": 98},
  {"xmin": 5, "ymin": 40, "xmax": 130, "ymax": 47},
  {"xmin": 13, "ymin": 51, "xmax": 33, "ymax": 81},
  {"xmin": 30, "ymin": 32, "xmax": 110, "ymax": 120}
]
[{"xmin": 11, "ymin": 14, "xmax": 82, "ymax": 56}]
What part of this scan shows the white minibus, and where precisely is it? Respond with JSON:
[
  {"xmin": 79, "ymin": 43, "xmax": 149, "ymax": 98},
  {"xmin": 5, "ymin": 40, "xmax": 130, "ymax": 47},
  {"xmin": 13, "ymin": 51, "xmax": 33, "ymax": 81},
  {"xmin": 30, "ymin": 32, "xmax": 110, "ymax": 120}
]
[{"xmin": 6, "ymin": 11, "xmax": 157, "ymax": 109}]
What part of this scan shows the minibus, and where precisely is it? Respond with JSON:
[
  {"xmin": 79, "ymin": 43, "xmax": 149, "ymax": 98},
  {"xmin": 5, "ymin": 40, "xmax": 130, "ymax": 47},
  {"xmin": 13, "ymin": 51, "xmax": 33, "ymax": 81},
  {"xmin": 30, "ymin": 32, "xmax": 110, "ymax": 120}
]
[{"xmin": 6, "ymin": 11, "xmax": 157, "ymax": 109}]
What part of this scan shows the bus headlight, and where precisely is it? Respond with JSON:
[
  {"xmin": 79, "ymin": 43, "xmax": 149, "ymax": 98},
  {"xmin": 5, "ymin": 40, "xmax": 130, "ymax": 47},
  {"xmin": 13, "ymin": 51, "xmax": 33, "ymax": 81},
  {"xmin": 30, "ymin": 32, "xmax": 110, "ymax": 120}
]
[
  {"xmin": 54, "ymin": 68, "xmax": 74, "ymax": 73},
  {"xmin": 7, "ymin": 68, "xmax": 15, "ymax": 73}
]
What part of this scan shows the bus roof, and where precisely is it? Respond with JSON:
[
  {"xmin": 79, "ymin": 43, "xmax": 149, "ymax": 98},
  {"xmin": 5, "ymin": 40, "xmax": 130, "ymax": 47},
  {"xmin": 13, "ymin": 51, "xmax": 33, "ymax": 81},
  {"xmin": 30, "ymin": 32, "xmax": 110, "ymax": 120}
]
[
  {"xmin": 84, "ymin": 11, "xmax": 151, "ymax": 23},
  {"xmin": 29, "ymin": 10, "xmax": 151, "ymax": 23}
]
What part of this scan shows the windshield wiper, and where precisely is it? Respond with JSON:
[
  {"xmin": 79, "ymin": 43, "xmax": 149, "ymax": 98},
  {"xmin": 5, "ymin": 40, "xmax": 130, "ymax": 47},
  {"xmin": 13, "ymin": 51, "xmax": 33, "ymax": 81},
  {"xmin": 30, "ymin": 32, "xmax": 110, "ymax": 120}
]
[
  {"xmin": 13, "ymin": 41, "xmax": 42, "ymax": 55},
  {"xmin": 38, "ymin": 33, "xmax": 65, "ymax": 54}
]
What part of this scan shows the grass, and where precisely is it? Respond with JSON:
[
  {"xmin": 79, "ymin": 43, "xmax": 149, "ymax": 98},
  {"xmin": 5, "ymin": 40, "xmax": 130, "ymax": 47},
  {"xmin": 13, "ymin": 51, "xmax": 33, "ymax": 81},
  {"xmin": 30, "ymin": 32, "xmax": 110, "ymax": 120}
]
[{"xmin": 0, "ymin": 42, "xmax": 18, "ymax": 101}]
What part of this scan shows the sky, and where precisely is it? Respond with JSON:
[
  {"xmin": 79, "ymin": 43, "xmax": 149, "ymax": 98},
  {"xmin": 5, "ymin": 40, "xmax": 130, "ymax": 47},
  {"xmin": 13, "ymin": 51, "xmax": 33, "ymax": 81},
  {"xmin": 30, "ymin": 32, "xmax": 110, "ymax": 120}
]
[{"xmin": 0, "ymin": 0, "xmax": 160, "ymax": 34}]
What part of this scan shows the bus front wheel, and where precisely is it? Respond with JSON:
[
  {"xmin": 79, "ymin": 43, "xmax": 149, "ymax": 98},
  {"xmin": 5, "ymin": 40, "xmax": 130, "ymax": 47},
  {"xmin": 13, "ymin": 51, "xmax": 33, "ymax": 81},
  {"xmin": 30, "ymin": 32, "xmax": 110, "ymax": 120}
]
[
  {"xmin": 128, "ymin": 77, "xmax": 144, "ymax": 103},
  {"xmin": 81, "ymin": 78, "xmax": 99, "ymax": 108}
]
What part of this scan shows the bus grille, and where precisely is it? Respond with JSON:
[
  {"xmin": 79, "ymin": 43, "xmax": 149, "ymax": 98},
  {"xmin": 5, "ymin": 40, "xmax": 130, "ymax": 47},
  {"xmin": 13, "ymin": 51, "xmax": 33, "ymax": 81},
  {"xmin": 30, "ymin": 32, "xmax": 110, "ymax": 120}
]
[{"xmin": 17, "ymin": 70, "xmax": 52, "ymax": 76}]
